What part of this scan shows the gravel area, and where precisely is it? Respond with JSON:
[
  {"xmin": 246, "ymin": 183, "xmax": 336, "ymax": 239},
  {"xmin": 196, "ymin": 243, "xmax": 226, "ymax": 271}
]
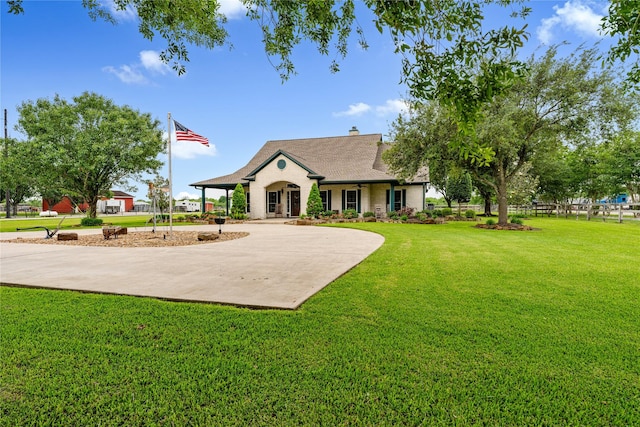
[{"xmin": 4, "ymin": 231, "xmax": 249, "ymax": 247}]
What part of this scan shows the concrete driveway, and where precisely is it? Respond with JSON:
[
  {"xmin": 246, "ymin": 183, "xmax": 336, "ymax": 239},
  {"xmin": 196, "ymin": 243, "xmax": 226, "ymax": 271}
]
[{"xmin": 0, "ymin": 222, "xmax": 384, "ymax": 309}]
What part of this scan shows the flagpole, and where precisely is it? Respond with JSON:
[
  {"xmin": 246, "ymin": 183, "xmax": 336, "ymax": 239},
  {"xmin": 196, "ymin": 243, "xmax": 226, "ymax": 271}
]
[{"xmin": 167, "ymin": 112, "xmax": 173, "ymax": 238}]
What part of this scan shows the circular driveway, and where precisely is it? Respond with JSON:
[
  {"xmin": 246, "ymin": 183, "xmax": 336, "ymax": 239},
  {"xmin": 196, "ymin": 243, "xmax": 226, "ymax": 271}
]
[{"xmin": 0, "ymin": 223, "xmax": 384, "ymax": 309}]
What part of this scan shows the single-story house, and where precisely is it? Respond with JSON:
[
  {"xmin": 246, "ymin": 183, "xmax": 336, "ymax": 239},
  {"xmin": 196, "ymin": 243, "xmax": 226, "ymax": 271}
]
[{"xmin": 190, "ymin": 128, "xmax": 429, "ymax": 219}]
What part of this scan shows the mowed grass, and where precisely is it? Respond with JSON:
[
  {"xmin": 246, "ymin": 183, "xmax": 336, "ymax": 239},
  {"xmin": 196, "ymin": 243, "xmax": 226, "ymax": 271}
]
[
  {"xmin": 1, "ymin": 215, "xmax": 186, "ymax": 233},
  {"xmin": 1, "ymin": 218, "xmax": 639, "ymax": 425}
]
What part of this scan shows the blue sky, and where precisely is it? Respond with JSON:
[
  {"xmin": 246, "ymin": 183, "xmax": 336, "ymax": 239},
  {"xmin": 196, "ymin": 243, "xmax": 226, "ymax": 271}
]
[{"xmin": 1, "ymin": 0, "xmax": 612, "ymax": 201}]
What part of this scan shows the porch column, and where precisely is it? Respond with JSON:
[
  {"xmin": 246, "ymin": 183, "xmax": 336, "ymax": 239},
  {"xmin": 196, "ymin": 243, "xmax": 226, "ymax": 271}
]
[
  {"xmin": 226, "ymin": 189, "xmax": 230, "ymax": 216},
  {"xmin": 201, "ymin": 187, "xmax": 206, "ymax": 214},
  {"xmin": 389, "ymin": 183, "xmax": 395, "ymax": 213}
]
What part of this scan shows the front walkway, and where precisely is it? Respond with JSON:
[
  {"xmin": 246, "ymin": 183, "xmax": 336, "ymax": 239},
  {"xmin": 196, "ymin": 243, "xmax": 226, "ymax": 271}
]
[{"xmin": 0, "ymin": 223, "xmax": 384, "ymax": 309}]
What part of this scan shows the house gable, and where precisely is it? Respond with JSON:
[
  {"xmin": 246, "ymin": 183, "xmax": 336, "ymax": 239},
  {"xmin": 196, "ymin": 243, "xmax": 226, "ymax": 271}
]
[{"xmin": 243, "ymin": 150, "xmax": 325, "ymax": 181}]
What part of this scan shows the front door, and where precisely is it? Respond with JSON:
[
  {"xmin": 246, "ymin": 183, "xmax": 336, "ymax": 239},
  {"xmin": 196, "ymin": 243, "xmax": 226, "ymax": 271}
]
[{"xmin": 291, "ymin": 191, "xmax": 300, "ymax": 216}]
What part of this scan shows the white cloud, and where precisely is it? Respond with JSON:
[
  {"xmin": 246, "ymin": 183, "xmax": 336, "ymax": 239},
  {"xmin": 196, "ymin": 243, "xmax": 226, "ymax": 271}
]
[
  {"xmin": 175, "ymin": 191, "xmax": 200, "ymax": 200},
  {"xmin": 104, "ymin": 50, "xmax": 172, "ymax": 84},
  {"xmin": 100, "ymin": 0, "xmax": 137, "ymax": 22},
  {"xmin": 102, "ymin": 65, "xmax": 147, "ymax": 84},
  {"xmin": 537, "ymin": 0, "xmax": 605, "ymax": 45},
  {"xmin": 140, "ymin": 50, "xmax": 170, "ymax": 74},
  {"xmin": 375, "ymin": 99, "xmax": 409, "ymax": 117},
  {"xmin": 171, "ymin": 137, "xmax": 217, "ymax": 160},
  {"xmin": 333, "ymin": 99, "xmax": 409, "ymax": 118},
  {"xmin": 219, "ymin": 0, "xmax": 247, "ymax": 19},
  {"xmin": 333, "ymin": 102, "xmax": 372, "ymax": 117}
]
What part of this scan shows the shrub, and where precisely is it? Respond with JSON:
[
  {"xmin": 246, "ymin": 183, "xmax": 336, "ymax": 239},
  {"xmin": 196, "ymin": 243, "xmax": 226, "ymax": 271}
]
[
  {"xmin": 397, "ymin": 207, "xmax": 415, "ymax": 217},
  {"xmin": 465, "ymin": 209, "xmax": 476, "ymax": 219},
  {"xmin": 388, "ymin": 211, "xmax": 399, "ymax": 220},
  {"xmin": 442, "ymin": 207, "xmax": 453, "ymax": 216},
  {"xmin": 510, "ymin": 217, "xmax": 524, "ymax": 225},
  {"xmin": 232, "ymin": 213, "xmax": 248, "ymax": 220},
  {"xmin": 416, "ymin": 212, "xmax": 428, "ymax": 221},
  {"xmin": 342, "ymin": 209, "xmax": 358, "ymax": 219},
  {"xmin": 363, "ymin": 211, "xmax": 375, "ymax": 218},
  {"xmin": 175, "ymin": 215, "xmax": 185, "ymax": 222},
  {"xmin": 400, "ymin": 214, "xmax": 409, "ymax": 222},
  {"xmin": 231, "ymin": 183, "xmax": 246, "ymax": 219},
  {"xmin": 433, "ymin": 209, "xmax": 444, "ymax": 218},
  {"xmin": 306, "ymin": 183, "xmax": 324, "ymax": 219},
  {"xmin": 81, "ymin": 217, "xmax": 103, "ymax": 226},
  {"xmin": 485, "ymin": 219, "xmax": 496, "ymax": 226}
]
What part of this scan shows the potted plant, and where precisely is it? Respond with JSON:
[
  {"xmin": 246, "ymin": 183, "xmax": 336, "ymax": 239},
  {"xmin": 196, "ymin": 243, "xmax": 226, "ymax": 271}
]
[{"xmin": 213, "ymin": 210, "xmax": 226, "ymax": 225}]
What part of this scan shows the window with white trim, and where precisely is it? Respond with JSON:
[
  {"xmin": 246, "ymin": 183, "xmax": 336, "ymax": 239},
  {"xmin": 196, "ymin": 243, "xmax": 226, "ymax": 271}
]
[
  {"xmin": 320, "ymin": 190, "xmax": 331, "ymax": 212},
  {"xmin": 345, "ymin": 190, "xmax": 357, "ymax": 211},
  {"xmin": 268, "ymin": 191, "xmax": 278, "ymax": 213}
]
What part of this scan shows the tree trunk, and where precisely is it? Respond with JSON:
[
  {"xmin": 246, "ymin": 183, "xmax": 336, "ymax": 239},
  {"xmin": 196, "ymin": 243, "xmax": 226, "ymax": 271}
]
[
  {"xmin": 483, "ymin": 198, "xmax": 492, "ymax": 216},
  {"xmin": 88, "ymin": 196, "xmax": 99, "ymax": 218},
  {"xmin": 496, "ymin": 171, "xmax": 509, "ymax": 225}
]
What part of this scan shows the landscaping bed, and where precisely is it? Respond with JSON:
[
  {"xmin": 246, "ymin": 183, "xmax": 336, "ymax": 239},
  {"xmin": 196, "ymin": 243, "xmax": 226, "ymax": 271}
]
[
  {"xmin": 4, "ymin": 231, "xmax": 249, "ymax": 247},
  {"xmin": 475, "ymin": 222, "xmax": 535, "ymax": 231}
]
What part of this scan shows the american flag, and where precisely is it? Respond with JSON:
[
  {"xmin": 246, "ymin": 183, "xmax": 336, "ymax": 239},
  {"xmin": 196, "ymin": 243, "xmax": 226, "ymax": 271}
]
[{"xmin": 174, "ymin": 120, "xmax": 209, "ymax": 147}]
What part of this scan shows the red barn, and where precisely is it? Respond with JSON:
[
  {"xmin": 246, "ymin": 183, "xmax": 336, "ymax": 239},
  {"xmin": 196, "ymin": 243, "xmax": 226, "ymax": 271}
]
[
  {"xmin": 43, "ymin": 196, "xmax": 88, "ymax": 214},
  {"xmin": 111, "ymin": 191, "xmax": 135, "ymax": 212},
  {"xmin": 42, "ymin": 191, "xmax": 134, "ymax": 214}
]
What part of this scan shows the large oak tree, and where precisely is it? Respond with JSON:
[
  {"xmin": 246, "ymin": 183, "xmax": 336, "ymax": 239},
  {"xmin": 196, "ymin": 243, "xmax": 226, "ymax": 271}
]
[
  {"xmin": 17, "ymin": 92, "xmax": 165, "ymax": 218},
  {"xmin": 385, "ymin": 47, "xmax": 636, "ymax": 225}
]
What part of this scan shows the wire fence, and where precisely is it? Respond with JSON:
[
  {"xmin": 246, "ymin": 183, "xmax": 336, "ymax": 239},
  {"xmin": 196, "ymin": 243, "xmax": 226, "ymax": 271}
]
[{"xmin": 427, "ymin": 202, "xmax": 640, "ymax": 223}]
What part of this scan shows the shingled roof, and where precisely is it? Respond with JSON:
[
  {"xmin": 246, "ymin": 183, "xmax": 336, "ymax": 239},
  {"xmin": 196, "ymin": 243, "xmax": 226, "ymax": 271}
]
[{"xmin": 191, "ymin": 133, "xmax": 428, "ymax": 189}]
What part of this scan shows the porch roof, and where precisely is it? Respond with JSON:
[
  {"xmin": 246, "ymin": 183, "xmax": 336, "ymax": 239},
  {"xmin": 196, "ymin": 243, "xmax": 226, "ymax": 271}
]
[{"xmin": 191, "ymin": 133, "xmax": 429, "ymax": 189}]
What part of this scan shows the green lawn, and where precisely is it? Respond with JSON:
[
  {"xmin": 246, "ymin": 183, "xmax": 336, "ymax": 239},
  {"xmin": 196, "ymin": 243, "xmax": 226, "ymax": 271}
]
[
  {"xmin": 1, "ymin": 218, "xmax": 639, "ymax": 425},
  {"xmin": 0, "ymin": 215, "xmax": 187, "ymax": 233}
]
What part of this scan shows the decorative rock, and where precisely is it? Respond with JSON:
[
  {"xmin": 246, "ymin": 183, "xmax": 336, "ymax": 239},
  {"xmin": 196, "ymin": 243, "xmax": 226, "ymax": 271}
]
[
  {"xmin": 57, "ymin": 232, "xmax": 78, "ymax": 241},
  {"xmin": 197, "ymin": 232, "xmax": 220, "ymax": 241},
  {"xmin": 296, "ymin": 219, "xmax": 315, "ymax": 225}
]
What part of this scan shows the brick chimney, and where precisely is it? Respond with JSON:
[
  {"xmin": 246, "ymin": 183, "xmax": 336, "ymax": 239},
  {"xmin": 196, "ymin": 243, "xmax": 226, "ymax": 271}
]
[{"xmin": 349, "ymin": 126, "xmax": 360, "ymax": 136}]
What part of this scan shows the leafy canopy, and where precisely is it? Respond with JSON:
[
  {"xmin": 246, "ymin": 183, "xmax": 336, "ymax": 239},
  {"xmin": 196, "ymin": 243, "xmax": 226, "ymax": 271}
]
[
  {"xmin": 17, "ymin": 92, "xmax": 165, "ymax": 217},
  {"xmin": 8, "ymin": 0, "xmax": 530, "ymax": 143},
  {"xmin": 8, "ymin": 1, "xmax": 640, "ymax": 163}
]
